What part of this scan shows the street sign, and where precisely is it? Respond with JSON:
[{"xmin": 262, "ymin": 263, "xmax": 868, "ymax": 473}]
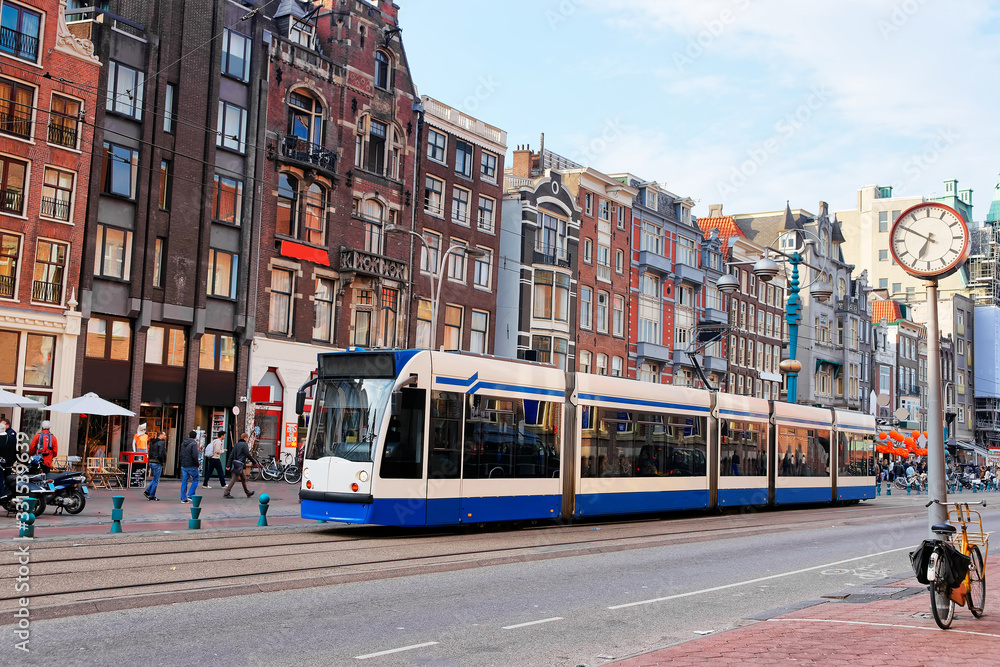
[{"xmin": 232, "ymin": 405, "xmax": 240, "ymax": 416}]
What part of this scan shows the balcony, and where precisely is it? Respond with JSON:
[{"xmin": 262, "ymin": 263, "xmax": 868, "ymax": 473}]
[
  {"xmin": 638, "ymin": 250, "xmax": 671, "ymax": 276},
  {"xmin": 275, "ymin": 135, "xmax": 337, "ymax": 178},
  {"xmin": 338, "ymin": 247, "xmax": 407, "ymax": 282},
  {"xmin": 0, "ymin": 188, "xmax": 24, "ymax": 215},
  {"xmin": 0, "ymin": 106, "xmax": 31, "ymax": 139},
  {"xmin": 0, "ymin": 25, "xmax": 39, "ymax": 62},
  {"xmin": 0, "ymin": 274, "xmax": 13, "ymax": 299},
  {"xmin": 673, "ymin": 262, "xmax": 705, "ymax": 286},
  {"xmin": 700, "ymin": 307, "xmax": 727, "ymax": 326},
  {"xmin": 47, "ymin": 121, "xmax": 79, "ymax": 148},
  {"xmin": 32, "ymin": 280, "xmax": 62, "ymax": 305},
  {"xmin": 672, "ymin": 349, "xmax": 694, "ymax": 366},
  {"xmin": 534, "ymin": 243, "xmax": 571, "ymax": 269},
  {"xmin": 40, "ymin": 196, "xmax": 70, "ymax": 221},
  {"xmin": 703, "ymin": 355, "xmax": 728, "ymax": 374},
  {"xmin": 636, "ymin": 341, "xmax": 672, "ymax": 363}
]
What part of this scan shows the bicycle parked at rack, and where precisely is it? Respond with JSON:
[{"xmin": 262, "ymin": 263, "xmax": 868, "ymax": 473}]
[
  {"xmin": 259, "ymin": 452, "xmax": 301, "ymax": 484},
  {"xmin": 911, "ymin": 499, "xmax": 988, "ymax": 630}
]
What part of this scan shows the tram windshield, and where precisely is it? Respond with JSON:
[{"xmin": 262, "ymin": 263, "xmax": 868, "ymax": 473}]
[{"xmin": 304, "ymin": 378, "xmax": 394, "ymax": 462}]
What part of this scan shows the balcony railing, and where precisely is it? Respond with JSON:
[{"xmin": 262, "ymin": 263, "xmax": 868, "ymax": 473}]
[
  {"xmin": 48, "ymin": 121, "xmax": 79, "ymax": 148},
  {"xmin": 40, "ymin": 196, "xmax": 70, "ymax": 221},
  {"xmin": 278, "ymin": 134, "xmax": 337, "ymax": 174},
  {"xmin": 0, "ymin": 25, "xmax": 39, "ymax": 62},
  {"xmin": 534, "ymin": 243, "xmax": 570, "ymax": 269},
  {"xmin": 0, "ymin": 188, "xmax": 24, "ymax": 215},
  {"xmin": 477, "ymin": 214, "xmax": 495, "ymax": 234},
  {"xmin": 0, "ymin": 274, "xmax": 14, "ymax": 299},
  {"xmin": 338, "ymin": 247, "xmax": 407, "ymax": 282},
  {"xmin": 32, "ymin": 280, "xmax": 62, "ymax": 304},
  {"xmin": 0, "ymin": 104, "xmax": 32, "ymax": 139}
]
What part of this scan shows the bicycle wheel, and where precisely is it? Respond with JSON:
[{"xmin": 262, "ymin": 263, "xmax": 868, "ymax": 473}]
[
  {"xmin": 247, "ymin": 464, "xmax": 261, "ymax": 482},
  {"xmin": 967, "ymin": 544, "xmax": 986, "ymax": 618},
  {"xmin": 261, "ymin": 464, "xmax": 280, "ymax": 481},
  {"xmin": 283, "ymin": 465, "xmax": 301, "ymax": 484},
  {"xmin": 929, "ymin": 546, "xmax": 956, "ymax": 629}
]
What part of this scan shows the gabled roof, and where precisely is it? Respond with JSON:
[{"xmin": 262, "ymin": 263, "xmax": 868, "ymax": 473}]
[
  {"xmin": 698, "ymin": 216, "xmax": 745, "ymax": 251},
  {"xmin": 831, "ymin": 212, "xmax": 846, "ymax": 244},
  {"xmin": 872, "ymin": 300, "xmax": 903, "ymax": 324}
]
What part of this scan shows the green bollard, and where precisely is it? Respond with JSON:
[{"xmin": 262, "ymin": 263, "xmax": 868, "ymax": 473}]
[
  {"xmin": 18, "ymin": 497, "xmax": 37, "ymax": 538},
  {"xmin": 258, "ymin": 493, "xmax": 270, "ymax": 526},
  {"xmin": 188, "ymin": 494, "xmax": 202, "ymax": 529},
  {"xmin": 110, "ymin": 495, "xmax": 124, "ymax": 533}
]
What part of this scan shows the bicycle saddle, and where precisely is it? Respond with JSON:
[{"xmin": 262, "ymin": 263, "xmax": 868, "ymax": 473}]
[{"xmin": 931, "ymin": 523, "xmax": 956, "ymax": 534}]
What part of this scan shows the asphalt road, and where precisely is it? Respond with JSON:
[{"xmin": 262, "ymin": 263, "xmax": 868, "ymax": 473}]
[{"xmin": 15, "ymin": 497, "xmax": 995, "ymax": 667}]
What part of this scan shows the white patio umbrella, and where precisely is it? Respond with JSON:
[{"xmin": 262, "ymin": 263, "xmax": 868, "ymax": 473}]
[
  {"xmin": 45, "ymin": 392, "xmax": 135, "ymax": 416},
  {"xmin": 0, "ymin": 387, "xmax": 45, "ymax": 409}
]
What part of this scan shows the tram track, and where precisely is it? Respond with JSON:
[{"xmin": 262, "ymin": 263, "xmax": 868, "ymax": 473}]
[{"xmin": 1, "ymin": 500, "xmax": 927, "ymax": 622}]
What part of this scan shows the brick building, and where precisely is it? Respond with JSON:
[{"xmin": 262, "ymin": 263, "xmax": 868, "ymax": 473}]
[{"xmin": 0, "ymin": 0, "xmax": 100, "ymax": 448}]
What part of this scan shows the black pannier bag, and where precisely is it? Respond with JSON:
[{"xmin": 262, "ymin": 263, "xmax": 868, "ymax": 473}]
[{"xmin": 909, "ymin": 540, "xmax": 971, "ymax": 587}]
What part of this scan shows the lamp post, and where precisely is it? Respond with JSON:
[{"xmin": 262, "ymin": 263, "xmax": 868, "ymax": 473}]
[
  {"xmin": 385, "ymin": 224, "xmax": 485, "ymax": 349},
  {"xmin": 716, "ymin": 229, "xmax": 831, "ymax": 403}
]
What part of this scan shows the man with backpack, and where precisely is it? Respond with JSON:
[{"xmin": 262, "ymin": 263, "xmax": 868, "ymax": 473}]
[
  {"xmin": 202, "ymin": 430, "xmax": 227, "ymax": 489},
  {"xmin": 29, "ymin": 421, "xmax": 57, "ymax": 473}
]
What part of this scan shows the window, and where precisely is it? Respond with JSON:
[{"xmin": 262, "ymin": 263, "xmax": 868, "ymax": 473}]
[
  {"xmin": 596, "ymin": 290, "xmax": 609, "ymax": 333},
  {"xmin": 470, "ymin": 310, "xmax": 489, "ymax": 354},
  {"xmin": 145, "ymin": 325, "xmax": 186, "ymax": 367},
  {"xmin": 641, "ymin": 221, "xmax": 663, "ymax": 254},
  {"xmin": 878, "ymin": 211, "xmax": 888, "ymax": 232},
  {"xmin": 677, "ymin": 236, "xmax": 696, "ymax": 267},
  {"xmin": 354, "ymin": 116, "xmax": 387, "ymax": 174},
  {"xmin": 419, "ymin": 231, "xmax": 441, "ymax": 274},
  {"xmin": 583, "ymin": 238, "xmax": 593, "ymax": 263},
  {"xmin": 158, "ymin": 160, "xmax": 171, "ymax": 210},
  {"xmin": 455, "ymin": 140, "xmax": 473, "ymax": 178},
  {"xmin": 424, "ymin": 176, "xmax": 444, "ymax": 216},
  {"xmin": 310, "ymin": 277, "xmax": 336, "ymax": 342},
  {"xmin": 0, "ymin": 3, "xmax": 41, "ymax": 61},
  {"xmin": 213, "ymin": 174, "xmax": 244, "ymax": 226},
  {"xmin": 361, "ymin": 199, "xmax": 384, "ymax": 254},
  {"xmin": 427, "ymin": 129, "xmax": 446, "ymax": 163},
  {"xmin": 0, "ymin": 232, "xmax": 19, "ymax": 299},
  {"xmin": 617, "ymin": 205, "xmax": 626, "ymax": 230},
  {"xmin": 101, "ymin": 142, "xmax": 138, "ymax": 198},
  {"xmin": 24, "ymin": 334, "xmax": 54, "ymax": 386},
  {"xmin": 879, "ymin": 249, "xmax": 888, "ymax": 261},
  {"xmin": 611, "ymin": 356, "xmax": 623, "ymax": 377},
  {"xmin": 598, "ymin": 199, "xmax": 611, "ymax": 221},
  {"xmin": 473, "ymin": 248, "xmax": 492, "ymax": 289},
  {"xmin": 32, "ymin": 240, "xmax": 65, "ymax": 305},
  {"xmin": 153, "ymin": 238, "xmax": 165, "ymax": 289},
  {"xmin": 580, "ymin": 350, "xmax": 591, "ymax": 373},
  {"xmin": 584, "ymin": 193, "xmax": 593, "ymax": 216},
  {"xmin": 198, "ymin": 333, "xmax": 237, "ymax": 372},
  {"xmin": 207, "ymin": 249, "xmax": 238, "ymax": 299},
  {"xmin": 597, "ymin": 244, "xmax": 611, "ymax": 281},
  {"xmin": 639, "ymin": 362, "xmax": 658, "ymax": 383},
  {"xmin": 480, "ymin": 151, "xmax": 497, "ymax": 182},
  {"xmin": 537, "ymin": 212, "xmax": 568, "ymax": 261},
  {"xmin": 93, "ymin": 225, "xmax": 133, "ymax": 280},
  {"xmin": 163, "ymin": 84, "xmax": 176, "ymax": 133},
  {"xmin": 615, "ymin": 249, "xmax": 624, "ymax": 273},
  {"xmin": 0, "ymin": 78, "xmax": 33, "ymax": 139},
  {"xmin": 533, "ymin": 270, "xmax": 570, "ymax": 322},
  {"xmin": 374, "ymin": 50, "xmax": 391, "ymax": 89},
  {"xmin": 302, "ymin": 183, "xmax": 326, "ymax": 245},
  {"xmin": 353, "ymin": 289, "xmax": 373, "ymax": 346},
  {"xmin": 879, "ymin": 278, "xmax": 888, "ymax": 290},
  {"xmin": 444, "ymin": 304, "xmax": 463, "ymax": 349},
  {"xmin": 531, "ymin": 335, "xmax": 567, "ymax": 369},
  {"xmin": 221, "ymin": 29, "xmax": 251, "ymax": 81},
  {"xmin": 268, "ymin": 268, "xmax": 294, "ymax": 335},
  {"xmin": 106, "ymin": 61, "xmax": 145, "ymax": 120},
  {"xmin": 644, "ymin": 188, "xmax": 657, "ymax": 210},
  {"xmin": 580, "ymin": 286, "xmax": 593, "ymax": 330},
  {"xmin": 380, "ymin": 287, "xmax": 398, "ymax": 348},
  {"xmin": 0, "ymin": 155, "xmax": 26, "ymax": 215},
  {"xmin": 452, "ymin": 186, "xmax": 470, "ymax": 224},
  {"xmin": 416, "ymin": 299, "xmax": 432, "ymax": 349},
  {"xmin": 287, "ymin": 90, "xmax": 323, "ymax": 147},
  {"xmin": 276, "ymin": 174, "xmax": 298, "ymax": 237},
  {"xmin": 447, "ymin": 240, "xmax": 469, "ymax": 282},
  {"xmin": 85, "ymin": 317, "xmax": 131, "ymax": 361},
  {"xmin": 596, "ymin": 353, "xmax": 608, "ymax": 376},
  {"xmin": 217, "ymin": 101, "xmax": 247, "ymax": 152},
  {"xmin": 289, "ymin": 18, "xmax": 315, "ymax": 48},
  {"xmin": 40, "ymin": 167, "xmax": 73, "ymax": 221},
  {"xmin": 892, "ymin": 282, "xmax": 901, "ymax": 295},
  {"xmin": 612, "ymin": 295, "xmax": 625, "ymax": 336},
  {"xmin": 477, "ymin": 195, "xmax": 495, "ymax": 232},
  {"xmin": 638, "ymin": 273, "xmax": 660, "ymax": 344}
]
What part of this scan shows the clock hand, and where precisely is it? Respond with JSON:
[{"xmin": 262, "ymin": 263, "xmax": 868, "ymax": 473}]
[
  {"xmin": 918, "ymin": 237, "xmax": 931, "ymax": 258},
  {"xmin": 899, "ymin": 224, "xmax": 932, "ymax": 241}
]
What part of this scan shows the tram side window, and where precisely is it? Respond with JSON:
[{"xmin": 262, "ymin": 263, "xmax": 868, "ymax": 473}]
[
  {"xmin": 522, "ymin": 399, "xmax": 560, "ymax": 478},
  {"xmin": 463, "ymin": 395, "xmax": 560, "ymax": 479},
  {"xmin": 838, "ymin": 432, "xmax": 874, "ymax": 476},
  {"xmin": 584, "ymin": 409, "xmax": 706, "ymax": 478},
  {"xmin": 777, "ymin": 426, "xmax": 831, "ymax": 477},
  {"xmin": 429, "ymin": 391, "xmax": 462, "ymax": 479},
  {"xmin": 380, "ymin": 388, "xmax": 425, "ymax": 479},
  {"xmin": 719, "ymin": 420, "xmax": 768, "ymax": 476}
]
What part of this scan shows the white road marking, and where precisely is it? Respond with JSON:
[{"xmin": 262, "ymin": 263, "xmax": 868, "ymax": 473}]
[
  {"xmin": 768, "ymin": 617, "xmax": 1000, "ymax": 639},
  {"xmin": 355, "ymin": 641, "xmax": 439, "ymax": 659},
  {"xmin": 607, "ymin": 545, "xmax": 915, "ymax": 610},
  {"xmin": 502, "ymin": 617, "xmax": 564, "ymax": 630}
]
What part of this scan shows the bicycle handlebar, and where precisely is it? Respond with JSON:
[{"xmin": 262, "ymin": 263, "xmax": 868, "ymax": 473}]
[{"xmin": 925, "ymin": 499, "xmax": 987, "ymax": 508}]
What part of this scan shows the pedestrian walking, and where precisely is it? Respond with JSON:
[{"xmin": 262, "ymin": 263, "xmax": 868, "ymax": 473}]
[
  {"xmin": 144, "ymin": 430, "xmax": 166, "ymax": 501},
  {"xmin": 28, "ymin": 421, "xmax": 57, "ymax": 473},
  {"xmin": 203, "ymin": 430, "xmax": 226, "ymax": 489},
  {"xmin": 223, "ymin": 433, "xmax": 255, "ymax": 499},
  {"xmin": 0, "ymin": 418, "xmax": 18, "ymax": 496},
  {"xmin": 179, "ymin": 430, "xmax": 201, "ymax": 503}
]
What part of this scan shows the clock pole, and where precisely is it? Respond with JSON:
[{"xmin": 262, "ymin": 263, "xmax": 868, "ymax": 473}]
[{"xmin": 925, "ymin": 278, "xmax": 948, "ymax": 534}]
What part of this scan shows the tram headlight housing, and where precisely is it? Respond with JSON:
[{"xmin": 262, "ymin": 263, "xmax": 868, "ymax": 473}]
[
  {"xmin": 358, "ymin": 470, "xmax": 369, "ymax": 482},
  {"xmin": 303, "ymin": 467, "xmax": 310, "ymax": 477}
]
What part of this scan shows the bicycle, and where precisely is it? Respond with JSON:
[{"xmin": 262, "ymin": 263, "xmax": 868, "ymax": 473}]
[
  {"xmin": 912, "ymin": 500, "xmax": 988, "ymax": 629},
  {"xmin": 260, "ymin": 452, "xmax": 301, "ymax": 484}
]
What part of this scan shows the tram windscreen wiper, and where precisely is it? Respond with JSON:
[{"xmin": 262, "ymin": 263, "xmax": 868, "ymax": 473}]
[{"xmin": 330, "ymin": 440, "xmax": 374, "ymax": 462}]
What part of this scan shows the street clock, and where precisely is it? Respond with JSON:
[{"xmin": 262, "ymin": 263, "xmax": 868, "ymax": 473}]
[{"xmin": 889, "ymin": 202, "xmax": 970, "ymax": 279}]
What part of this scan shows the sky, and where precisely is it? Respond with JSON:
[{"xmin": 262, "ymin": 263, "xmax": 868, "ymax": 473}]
[{"xmin": 399, "ymin": 0, "xmax": 1000, "ymax": 221}]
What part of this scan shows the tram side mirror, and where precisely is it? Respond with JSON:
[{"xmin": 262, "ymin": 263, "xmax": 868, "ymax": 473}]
[
  {"xmin": 391, "ymin": 391, "xmax": 402, "ymax": 417},
  {"xmin": 295, "ymin": 389, "xmax": 307, "ymax": 416}
]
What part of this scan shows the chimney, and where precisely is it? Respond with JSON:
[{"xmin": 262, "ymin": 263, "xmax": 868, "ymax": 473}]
[
  {"xmin": 708, "ymin": 204, "xmax": 723, "ymax": 217},
  {"xmin": 818, "ymin": 201, "xmax": 828, "ymax": 218},
  {"xmin": 379, "ymin": 1, "xmax": 399, "ymax": 26},
  {"xmin": 960, "ymin": 188, "xmax": 973, "ymax": 205},
  {"xmin": 512, "ymin": 145, "xmax": 532, "ymax": 178}
]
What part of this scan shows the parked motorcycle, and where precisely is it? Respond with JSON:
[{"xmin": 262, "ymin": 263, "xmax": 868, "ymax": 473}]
[
  {"xmin": 29, "ymin": 455, "xmax": 88, "ymax": 514},
  {"xmin": 0, "ymin": 457, "xmax": 56, "ymax": 515}
]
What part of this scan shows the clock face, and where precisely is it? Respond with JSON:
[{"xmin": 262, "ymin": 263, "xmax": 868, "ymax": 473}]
[{"xmin": 889, "ymin": 203, "xmax": 970, "ymax": 278}]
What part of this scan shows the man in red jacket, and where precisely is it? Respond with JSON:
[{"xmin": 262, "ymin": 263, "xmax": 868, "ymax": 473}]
[{"xmin": 29, "ymin": 420, "xmax": 57, "ymax": 473}]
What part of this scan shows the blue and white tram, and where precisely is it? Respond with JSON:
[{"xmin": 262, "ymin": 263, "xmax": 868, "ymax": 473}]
[{"xmin": 297, "ymin": 349, "xmax": 877, "ymax": 526}]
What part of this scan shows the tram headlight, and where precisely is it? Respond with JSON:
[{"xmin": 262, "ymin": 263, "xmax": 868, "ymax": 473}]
[
  {"xmin": 358, "ymin": 470, "xmax": 369, "ymax": 482},
  {"xmin": 303, "ymin": 467, "xmax": 310, "ymax": 477}
]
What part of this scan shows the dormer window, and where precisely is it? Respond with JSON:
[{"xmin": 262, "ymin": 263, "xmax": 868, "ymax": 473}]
[
  {"xmin": 644, "ymin": 188, "xmax": 657, "ymax": 210},
  {"xmin": 374, "ymin": 50, "xmax": 392, "ymax": 90},
  {"xmin": 290, "ymin": 18, "xmax": 315, "ymax": 48}
]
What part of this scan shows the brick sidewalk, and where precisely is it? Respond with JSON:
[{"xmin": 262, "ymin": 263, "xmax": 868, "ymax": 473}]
[{"xmin": 612, "ymin": 551, "xmax": 1000, "ymax": 665}]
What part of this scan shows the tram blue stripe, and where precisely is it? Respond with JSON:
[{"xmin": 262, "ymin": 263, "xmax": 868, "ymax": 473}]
[
  {"xmin": 774, "ymin": 487, "xmax": 832, "ymax": 505},
  {"xmin": 574, "ymin": 490, "xmax": 709, "ymax": 517},
  {"xmin": 777, "ymin": 416, "xmax": 833, "ymax": 428},
  {"xmin": 435, "ymin": 376, "xmax": 563, "ymax": 398},
  {"xmin": 718, "ymin": 409, "xmax": 769, "ymax": 420},
  {"xmin": 577, "ymin": 393, "xmax": 710, "ymax": 413}
]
